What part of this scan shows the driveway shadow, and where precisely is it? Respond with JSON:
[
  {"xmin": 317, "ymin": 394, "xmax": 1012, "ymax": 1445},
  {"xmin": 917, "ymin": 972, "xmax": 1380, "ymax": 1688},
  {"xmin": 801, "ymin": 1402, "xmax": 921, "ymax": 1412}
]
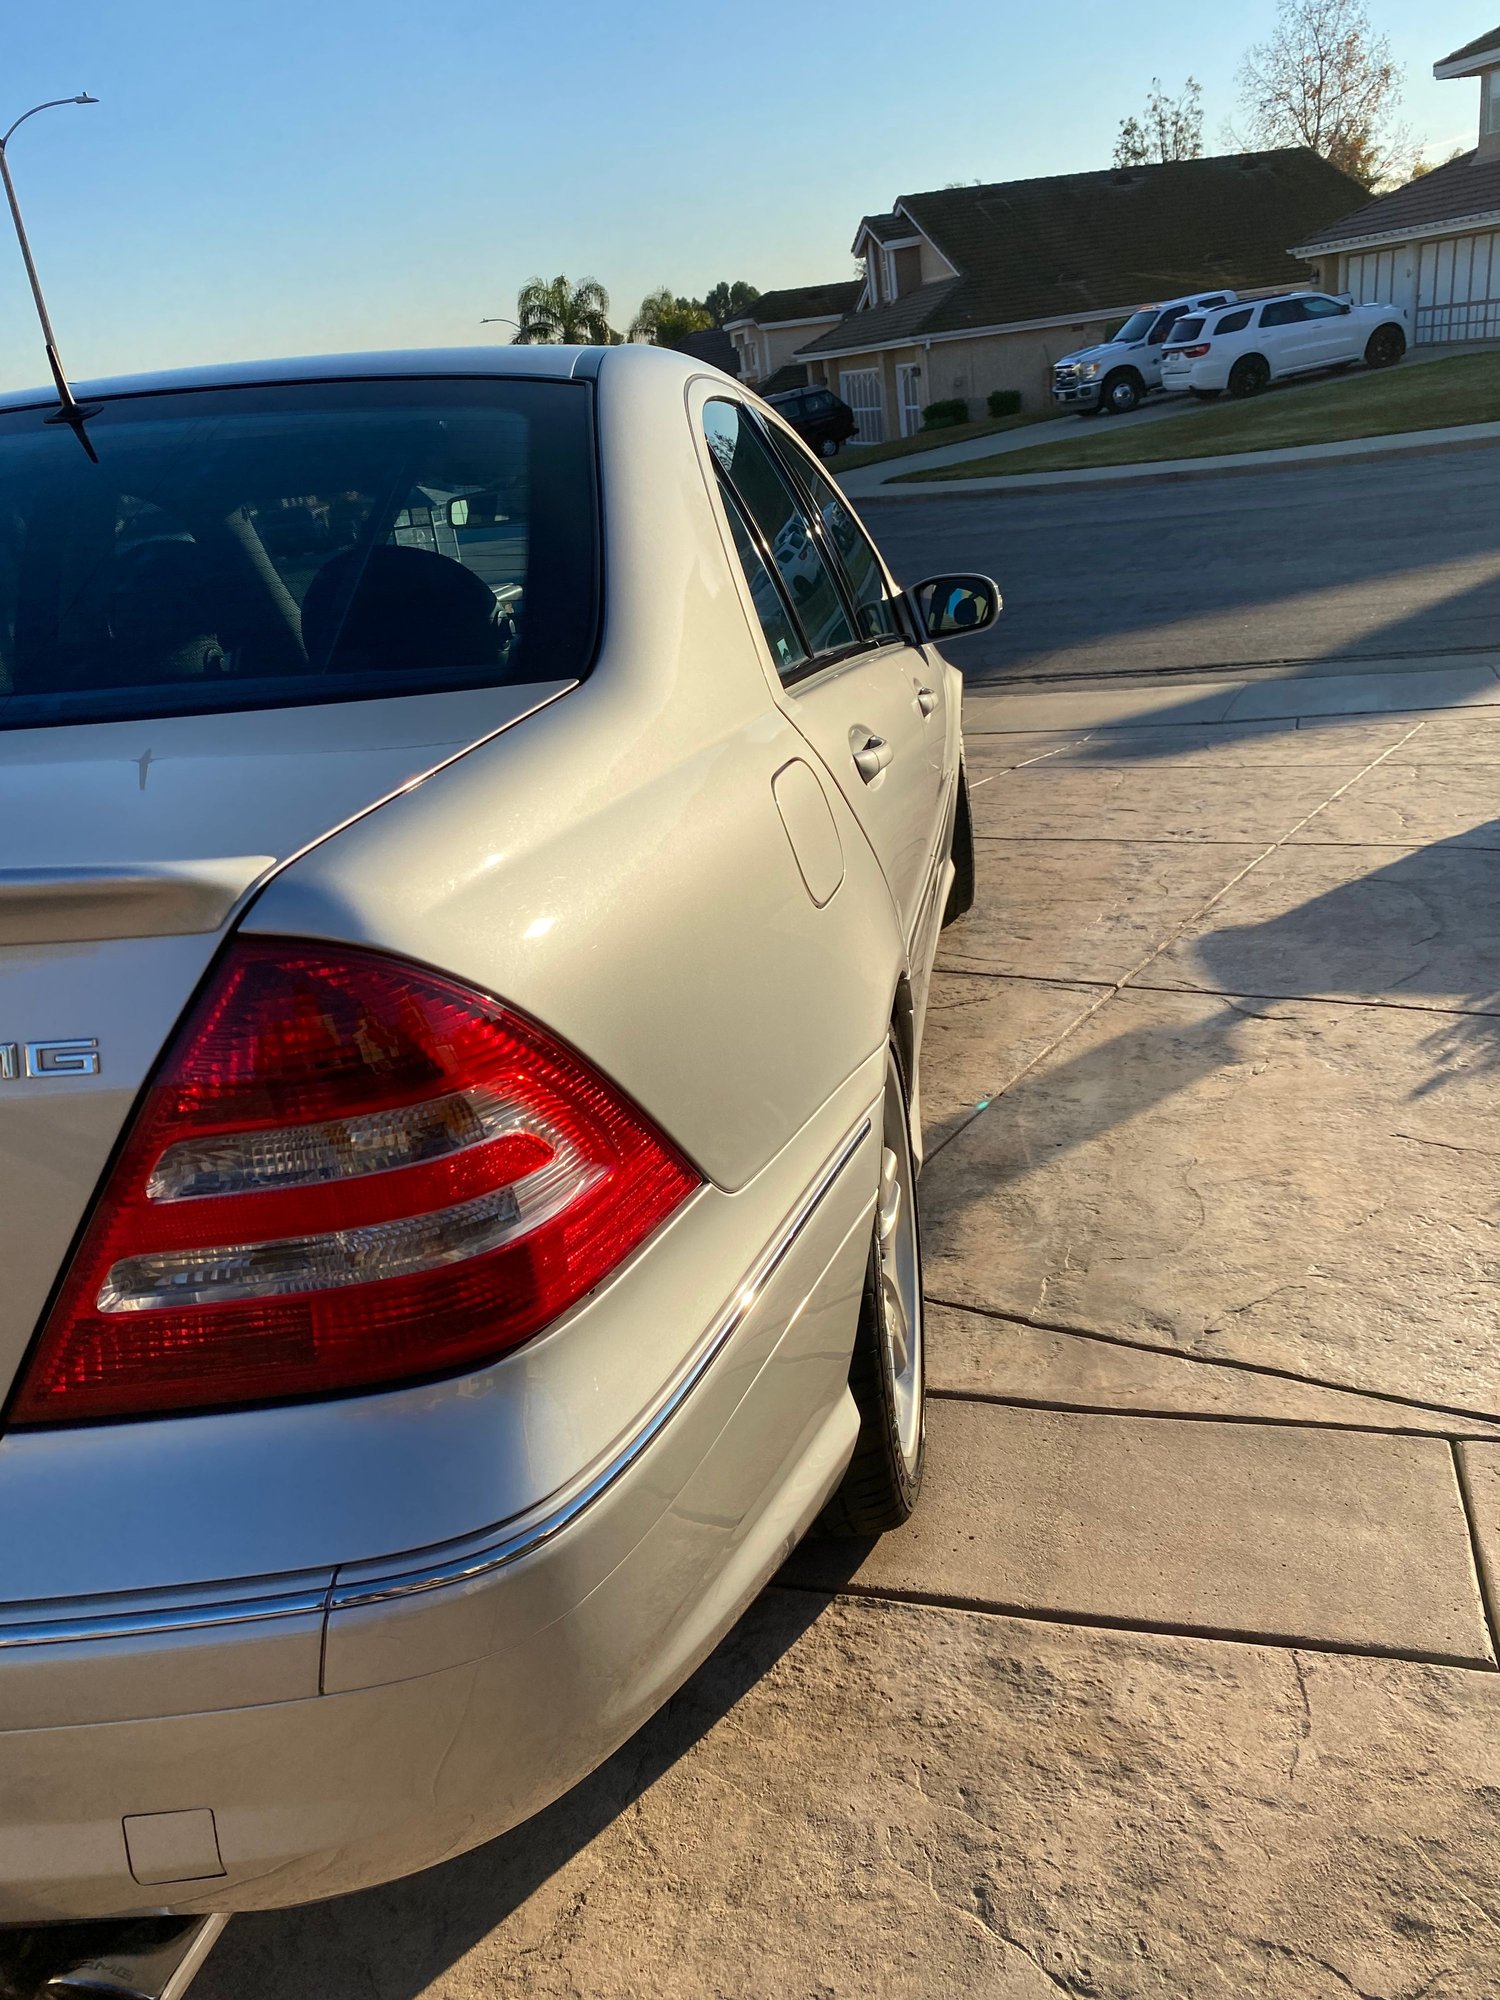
[{"xmin": 194, "ymin": 1568, "xmax": 864, "ymax": 2000}]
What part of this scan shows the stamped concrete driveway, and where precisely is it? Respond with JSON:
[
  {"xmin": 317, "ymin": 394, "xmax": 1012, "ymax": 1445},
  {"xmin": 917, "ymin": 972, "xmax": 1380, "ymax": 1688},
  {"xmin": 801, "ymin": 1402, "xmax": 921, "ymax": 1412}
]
[{"xmin": 200, "ymin": 668, "xmax": 1500, "ymax": 2000}]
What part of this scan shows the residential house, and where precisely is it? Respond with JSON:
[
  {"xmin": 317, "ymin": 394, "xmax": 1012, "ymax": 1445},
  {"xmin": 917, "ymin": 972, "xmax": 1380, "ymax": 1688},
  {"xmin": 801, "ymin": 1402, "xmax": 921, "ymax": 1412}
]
[
  {"xmin": 724, "ymin": 282, "xmax": 861, "ymax": 395},
  {"xmin": 793, "ymin": 150, "xmax": 1368, "ymax": 443},
  {"xmin": 1294, "ymin": 28, "xmax": 1500, "ymax": 343},
  {"xmin": 671, "ymin": 325, "xmax": 741, "ymax": 376}
]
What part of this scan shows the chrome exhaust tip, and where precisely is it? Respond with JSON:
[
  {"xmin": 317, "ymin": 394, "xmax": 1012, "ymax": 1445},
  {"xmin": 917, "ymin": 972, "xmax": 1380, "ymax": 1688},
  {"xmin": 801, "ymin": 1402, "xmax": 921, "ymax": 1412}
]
[{"xmin": 0, "ymin": 1914, "xmax": 226, "ymax": 2000}]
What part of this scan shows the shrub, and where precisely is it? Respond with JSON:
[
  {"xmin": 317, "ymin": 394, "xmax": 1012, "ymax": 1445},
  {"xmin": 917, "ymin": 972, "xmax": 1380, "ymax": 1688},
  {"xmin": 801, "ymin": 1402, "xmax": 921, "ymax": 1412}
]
[
  {"xmin": 987, "ymin": 388, "xmax": 1022, "ymax": 418},
  {"xmin": 921, "ymin": 397, "xmax": 969, "ymax": 428}
]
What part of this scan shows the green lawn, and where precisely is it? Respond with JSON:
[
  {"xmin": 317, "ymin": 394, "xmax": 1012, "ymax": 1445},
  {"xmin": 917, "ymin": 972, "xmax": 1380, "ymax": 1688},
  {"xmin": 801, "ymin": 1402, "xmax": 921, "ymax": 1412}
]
[
  {"xmin": 894, "ymin": 351, "xmax": 1500, "ymax": 482},
  {"xmin": 831, "ymin": 408, "xmax": 1045, "ymax": 471}
]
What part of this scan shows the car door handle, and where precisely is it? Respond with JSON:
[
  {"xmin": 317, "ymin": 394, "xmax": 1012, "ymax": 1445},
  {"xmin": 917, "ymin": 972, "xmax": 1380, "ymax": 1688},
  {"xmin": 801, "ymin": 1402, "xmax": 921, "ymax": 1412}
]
[
  {"xmin": 915, "ymin": 686, "xmax": 939, "ymax": 716},
  {"xmin": 851, "ymin": 730, "xmax": 893, "ymax": 782}
]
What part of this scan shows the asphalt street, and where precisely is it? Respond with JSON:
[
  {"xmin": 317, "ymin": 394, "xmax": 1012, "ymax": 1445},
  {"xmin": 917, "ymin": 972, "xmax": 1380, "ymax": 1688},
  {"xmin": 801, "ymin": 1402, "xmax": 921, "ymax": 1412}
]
[{"xmin": 865, "ymin": 442, "xmax": 1500, "ymax": 683}]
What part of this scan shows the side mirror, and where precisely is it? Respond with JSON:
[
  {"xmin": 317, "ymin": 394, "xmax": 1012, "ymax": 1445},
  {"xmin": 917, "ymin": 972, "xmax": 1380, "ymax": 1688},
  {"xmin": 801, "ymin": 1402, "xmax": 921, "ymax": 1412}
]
[
  {"xmin": 447, "ymin": 497, "xmax": 470, "ymax": 527},
  {"xmin": 910, "ymin": 574, "xmax": 1002, "ymax": 642}
]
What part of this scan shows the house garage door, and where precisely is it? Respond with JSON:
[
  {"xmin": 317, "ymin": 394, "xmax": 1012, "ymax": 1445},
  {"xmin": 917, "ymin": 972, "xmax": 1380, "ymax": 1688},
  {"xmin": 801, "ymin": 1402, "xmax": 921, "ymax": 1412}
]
[
  {"xmin": 840, "ymin": 368, "xmax": 885, "ymax": 445},
  {"xmin": 1415, "ymin": 232, "xmax": 1500, "ymax": 343},
  {"xmin": 1345, "ymin": 248, "xmax": 1398, "ymax": 305}
]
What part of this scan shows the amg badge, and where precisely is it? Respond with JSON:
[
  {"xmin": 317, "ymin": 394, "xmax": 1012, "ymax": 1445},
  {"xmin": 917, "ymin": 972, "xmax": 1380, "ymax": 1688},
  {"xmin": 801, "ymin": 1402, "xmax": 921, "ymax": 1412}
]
[{"xmin": 0, "ymin": 1038, "xmax": 101, "ymax": 1080}]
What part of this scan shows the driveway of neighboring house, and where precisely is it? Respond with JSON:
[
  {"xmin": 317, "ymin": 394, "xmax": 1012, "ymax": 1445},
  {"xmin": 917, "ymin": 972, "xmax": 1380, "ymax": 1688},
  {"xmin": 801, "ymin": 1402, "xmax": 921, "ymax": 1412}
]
[{"xmin": 195, "ymin": 449, "xmax": 1500, "ymax": 2000}]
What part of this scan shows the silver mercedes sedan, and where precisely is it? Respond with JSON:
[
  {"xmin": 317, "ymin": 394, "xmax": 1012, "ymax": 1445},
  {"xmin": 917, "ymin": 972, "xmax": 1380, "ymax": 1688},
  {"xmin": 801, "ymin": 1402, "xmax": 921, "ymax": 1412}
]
[{"xmin": 0, "ymin": 344, "xmax": 996, "ymax": 1927}]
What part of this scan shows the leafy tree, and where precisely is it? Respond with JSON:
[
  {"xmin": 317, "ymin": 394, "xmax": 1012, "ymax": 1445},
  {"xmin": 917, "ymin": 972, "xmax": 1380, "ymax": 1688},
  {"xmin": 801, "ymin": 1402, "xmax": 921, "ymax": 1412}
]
[
  {"xmin": 630, "ymin": 287, "xmax": 713, "ymax": 347},
  {"xmin": 1236, "ymin": 0, "xmax": 1417, "ymax": 189},
  {"xmin": 513, "ymin": 274, "xmax": 616, "ymax": 345},
  {"xmin": 701, "ymin": 280, "xmax": 760, "ymax": 326},
  {"xmin": 1114, "ymin": 78, "xmax": 1205, "ymax": 166}
]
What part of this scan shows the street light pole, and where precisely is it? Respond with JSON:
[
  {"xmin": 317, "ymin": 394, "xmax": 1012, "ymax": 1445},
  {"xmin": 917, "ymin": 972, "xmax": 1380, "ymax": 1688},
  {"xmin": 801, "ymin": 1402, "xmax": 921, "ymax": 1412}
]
[
  {"xmin": 480, "ymin": 316, "xmax": 521, "ymax": 339},
  {"xmin": 0, "ymin": 94, "xmax": 100, "ymax": 452}
]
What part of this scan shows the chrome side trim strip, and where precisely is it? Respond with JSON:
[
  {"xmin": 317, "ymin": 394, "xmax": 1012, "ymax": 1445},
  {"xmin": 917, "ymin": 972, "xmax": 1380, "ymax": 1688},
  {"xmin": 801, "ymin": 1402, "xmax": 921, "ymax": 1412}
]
[
  {"xmin": 328, "ymin": 1112, "xmax": 876, "ymax": 1614},
  {"xmin": 0, "ymin": 1578, "xmax": 332, "ymax": 1651}
]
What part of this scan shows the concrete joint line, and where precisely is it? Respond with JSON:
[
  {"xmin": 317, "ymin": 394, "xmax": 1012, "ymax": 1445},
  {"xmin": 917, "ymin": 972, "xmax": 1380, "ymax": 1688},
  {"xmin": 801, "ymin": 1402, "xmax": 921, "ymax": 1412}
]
[
  {"xmin": 922, "ymin": 1292, "xmax": 1500, "ymax": 1432},
  {"xmin": 775, "ymin": 1577, "xmax": 1500, "ymax": 1674},
  {"xmin": 1122, "ymin": 981, "xmax": 1500, "ymax": 1025},
  {"xmin": 1453, "ymin": 1442, "xmax": 1500, "ymax": 1665},
  {"xmin": 926, "ymin": 721, "xmax": 1428, "ymax": 1165},
  {"xmin": 927, "ymin": 1386, "xmax": 1500, "ymax": 1443}
]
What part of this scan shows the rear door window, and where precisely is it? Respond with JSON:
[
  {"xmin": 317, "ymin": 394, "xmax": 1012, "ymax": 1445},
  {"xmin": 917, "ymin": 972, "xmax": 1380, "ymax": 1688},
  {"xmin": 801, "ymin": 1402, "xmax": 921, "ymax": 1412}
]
[
  {"xmin": 0, "ymin": 377, "xmax": 598, "ymax": 730},
  {"xmin": 765, "ymin": 422, "xmax": 903, "ymax": 644},
  {"xmin": 703, "ymin": 400, "xmax": 856, "ymax": 666}
]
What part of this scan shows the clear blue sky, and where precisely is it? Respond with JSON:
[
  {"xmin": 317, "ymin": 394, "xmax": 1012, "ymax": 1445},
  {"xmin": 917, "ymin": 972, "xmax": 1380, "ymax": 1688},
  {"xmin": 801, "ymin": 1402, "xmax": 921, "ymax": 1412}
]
[{"xmin": 0, "ymin": 0, "xmax": 1479, "ymax": 389}]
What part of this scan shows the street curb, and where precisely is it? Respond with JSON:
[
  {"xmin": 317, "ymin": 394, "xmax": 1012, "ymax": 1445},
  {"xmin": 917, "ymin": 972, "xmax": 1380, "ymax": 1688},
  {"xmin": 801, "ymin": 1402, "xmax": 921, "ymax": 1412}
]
[{"xmin": 862, "ymin": 425, "xmax": 1500, "ymax": 499}]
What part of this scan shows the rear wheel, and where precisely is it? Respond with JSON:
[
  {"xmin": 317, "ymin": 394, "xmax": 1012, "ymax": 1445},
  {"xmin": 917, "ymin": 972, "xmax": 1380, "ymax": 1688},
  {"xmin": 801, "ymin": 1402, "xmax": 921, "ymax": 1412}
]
[
  {"xmin": 1365, "ymin": 324, "xmax": 1406, "ymax": 369},
  {"xmin": 1228, "ymin": 354, "xmax": 1270, "ymax": 399},
  {"xmin": 819, "ymin": 434, "xmax": 840, "ymax": 458},
  {"xmin": 1100, "ymin": 370, "xmax": 1142, "ymax": 415},
  {"xmin": 820, "ymin": 1042, "xmax": 925, "ymax": 1536}
]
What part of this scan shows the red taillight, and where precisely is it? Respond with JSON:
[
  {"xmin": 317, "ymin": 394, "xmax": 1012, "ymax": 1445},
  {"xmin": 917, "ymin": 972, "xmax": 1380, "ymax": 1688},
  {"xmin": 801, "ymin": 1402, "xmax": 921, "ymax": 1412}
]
[
  {"xmin": 1180, "ymin": 343, "xmax": 1211, "ymax": 358},
  {"xmin": 12, "ymin": 940, "xmax": 700, "ymax": 1424}
]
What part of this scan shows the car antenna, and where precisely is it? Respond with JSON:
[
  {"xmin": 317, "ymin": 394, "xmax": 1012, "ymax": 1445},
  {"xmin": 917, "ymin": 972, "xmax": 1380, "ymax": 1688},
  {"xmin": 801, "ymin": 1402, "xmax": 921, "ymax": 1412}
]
[{"xmin": 0, "ymin": 94, "xmax": 102, "ymax": 462}]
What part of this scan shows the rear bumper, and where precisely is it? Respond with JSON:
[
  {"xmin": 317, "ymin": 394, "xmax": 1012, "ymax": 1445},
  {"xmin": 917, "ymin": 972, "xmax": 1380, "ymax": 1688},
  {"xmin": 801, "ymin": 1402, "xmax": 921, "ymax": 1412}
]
[{"xmin": 0, "ymin": 1115, "xmax": 876, "ymax": 1921}]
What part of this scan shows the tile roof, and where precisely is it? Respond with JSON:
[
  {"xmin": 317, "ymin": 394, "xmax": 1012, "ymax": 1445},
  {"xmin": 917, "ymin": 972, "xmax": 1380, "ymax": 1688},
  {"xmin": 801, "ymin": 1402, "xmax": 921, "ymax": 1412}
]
[
  {"xmin": 1437, "ymin": 27, "xmax": 1500, "ymax": 67},
  {"xmin": 799, "ymin": 148, "xmax": 1367, "ymax": 355},
  {"xmin": 1294, "ymin": 150, "xmax": 1500, "ymax": 249},
  {"xmin": 859, "ymin": 212, "xmax": 914, "ymax": 245},
  {"xmin": 671, "ymin": 326, "xmax": 740, "ymax": 375},
  {"xmin": 730, "ymin": 281, "xmax": 859, "ymax": 327}
]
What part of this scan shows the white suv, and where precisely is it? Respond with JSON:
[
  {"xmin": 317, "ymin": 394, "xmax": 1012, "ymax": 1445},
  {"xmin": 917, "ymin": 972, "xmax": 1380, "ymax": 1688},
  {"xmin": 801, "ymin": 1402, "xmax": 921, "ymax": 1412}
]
[{"xmin": 1160, "ymin": 292, "xmax": 1409, "ymax": 400}]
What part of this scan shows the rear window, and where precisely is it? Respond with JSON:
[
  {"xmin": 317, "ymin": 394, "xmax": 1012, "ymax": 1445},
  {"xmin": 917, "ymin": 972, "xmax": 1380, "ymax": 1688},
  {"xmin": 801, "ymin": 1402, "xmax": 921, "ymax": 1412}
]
[
  {"xmin": 1166, "ymin": 317, "xmax": 1205, "ymax": 344},
  {"xmin": 0, "ymin": 376, "xmax": 599, "ymax": 730}
]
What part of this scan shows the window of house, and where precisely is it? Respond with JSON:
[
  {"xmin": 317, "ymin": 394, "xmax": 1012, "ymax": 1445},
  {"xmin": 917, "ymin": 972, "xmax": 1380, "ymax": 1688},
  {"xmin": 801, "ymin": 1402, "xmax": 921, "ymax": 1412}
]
[
  {"xmin": 893, "ymin": 246, "xmax": 923, "ymax": 298},
  {"xmin": 703, "ymin": 400, "xmax": 855, "ymax": 670},
  {"xmin": 1484, "ymin": 70, "xmax": 1500, "ymax": 136}
]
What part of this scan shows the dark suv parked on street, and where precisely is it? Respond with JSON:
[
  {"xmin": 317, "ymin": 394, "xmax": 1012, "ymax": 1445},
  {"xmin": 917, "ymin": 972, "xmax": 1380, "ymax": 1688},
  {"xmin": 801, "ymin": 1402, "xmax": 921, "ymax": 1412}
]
[{"xmin": 766, "ymin": 385, "xmax": 858, "ymax": 457}]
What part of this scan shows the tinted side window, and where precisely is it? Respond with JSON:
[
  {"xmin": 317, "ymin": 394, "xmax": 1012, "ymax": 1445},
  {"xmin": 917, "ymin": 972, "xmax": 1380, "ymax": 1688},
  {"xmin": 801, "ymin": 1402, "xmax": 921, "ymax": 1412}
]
[
  {"xmin": 1302, "ymin": 295, "xmax": 1344, "ymax": 318},
  {"xmin": 719, "ymin": 488, "xmax": 809, "ymax": 678},
  {"xmin": 1260, "ymin": 300, "xmax": 1307, "ymax": 327},
  {"xmin": 703, "ymin": 401, "xmax": 855, "ymax": 661},
  {"xmin": 1215, "ymin": 307, "xmax": 1253, "ymax": 334},
  {"xmin": 768, "ymin": 423, "xmax": 902, "ymax": 643}
]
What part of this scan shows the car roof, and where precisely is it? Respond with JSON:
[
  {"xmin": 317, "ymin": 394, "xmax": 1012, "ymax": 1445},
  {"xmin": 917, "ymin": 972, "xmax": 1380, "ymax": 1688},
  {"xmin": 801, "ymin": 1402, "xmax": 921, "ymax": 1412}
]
[{"xmin": 0, "ymin": 341, "xmax": 722, "ymax": 417}]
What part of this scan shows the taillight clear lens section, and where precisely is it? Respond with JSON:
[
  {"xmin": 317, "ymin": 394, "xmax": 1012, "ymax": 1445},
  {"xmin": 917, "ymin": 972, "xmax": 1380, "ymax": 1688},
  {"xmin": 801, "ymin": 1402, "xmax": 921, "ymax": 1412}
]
[{"xmin": 12, "ymin": 940, "xmax": 700, "ymax": 1424}]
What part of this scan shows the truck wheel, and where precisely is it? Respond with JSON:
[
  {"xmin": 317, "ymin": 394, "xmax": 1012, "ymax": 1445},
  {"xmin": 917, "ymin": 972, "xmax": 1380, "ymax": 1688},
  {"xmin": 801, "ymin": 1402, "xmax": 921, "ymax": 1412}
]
[
  {"xmin": 1101, "ymin": 370, "xmax": 1142, "ymax": 415},
  {"xmin": 1228, "ymin": 354, "xmax": 1270, "ymax": 399},
  {"xmin": 1365, "ymin": 325, "xmax": 1405, "ymax": 369}
]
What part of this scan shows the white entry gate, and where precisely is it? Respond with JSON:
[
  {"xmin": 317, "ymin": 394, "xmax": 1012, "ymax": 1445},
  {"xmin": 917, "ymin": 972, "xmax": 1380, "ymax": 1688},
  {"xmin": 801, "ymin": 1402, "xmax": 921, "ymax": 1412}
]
[
  {"xmin": 1412, "ymin": 231, "xmax": 1500, "ymax": 344},
  {"xmin": 840, "ymin": 368, "xmax": 885, "ymax": 446}
]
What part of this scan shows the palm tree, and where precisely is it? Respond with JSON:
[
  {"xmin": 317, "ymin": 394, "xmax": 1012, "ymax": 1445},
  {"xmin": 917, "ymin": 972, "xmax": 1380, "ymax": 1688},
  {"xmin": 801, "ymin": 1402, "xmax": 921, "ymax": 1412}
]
[{"xmin": 513, "ymin": 274, "xmax": 616, "ymax": 345}]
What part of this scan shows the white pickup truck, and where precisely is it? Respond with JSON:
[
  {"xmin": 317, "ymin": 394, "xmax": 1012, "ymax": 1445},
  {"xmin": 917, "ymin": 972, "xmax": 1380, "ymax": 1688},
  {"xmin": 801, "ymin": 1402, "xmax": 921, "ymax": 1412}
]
[{"xmin": 1051, "ymin": 290, "xmax": 1239, "ymax": 416}]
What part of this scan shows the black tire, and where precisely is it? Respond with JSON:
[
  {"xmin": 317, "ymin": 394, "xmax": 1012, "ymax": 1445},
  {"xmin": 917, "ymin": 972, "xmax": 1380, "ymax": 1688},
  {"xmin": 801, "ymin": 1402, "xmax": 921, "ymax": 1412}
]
[
  {"xmin": 1228, "ymin": 354, "xmax": 1270, "ymax": 399},
  {"xmin": 1100, "ymin": 370, "xmax": 1143, "ymax": 416},
  {"xmin": 820, "ymin": 1042, "xmax": 925, "ymax": 1537},
  {"xmin": 819, "ymin": 434, "xmax": 839, "ymax": 459},
  {"xmin": 942, "ymin": 762, "xmax": 975, "ymax": 927},
  {"xmin": 1365, "ymin": 324, "xmax": 1406, "ymax": 369},
  {"xmin": 1190, "ymin": 387, "xmax": 1222, "ymax": 401}
]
